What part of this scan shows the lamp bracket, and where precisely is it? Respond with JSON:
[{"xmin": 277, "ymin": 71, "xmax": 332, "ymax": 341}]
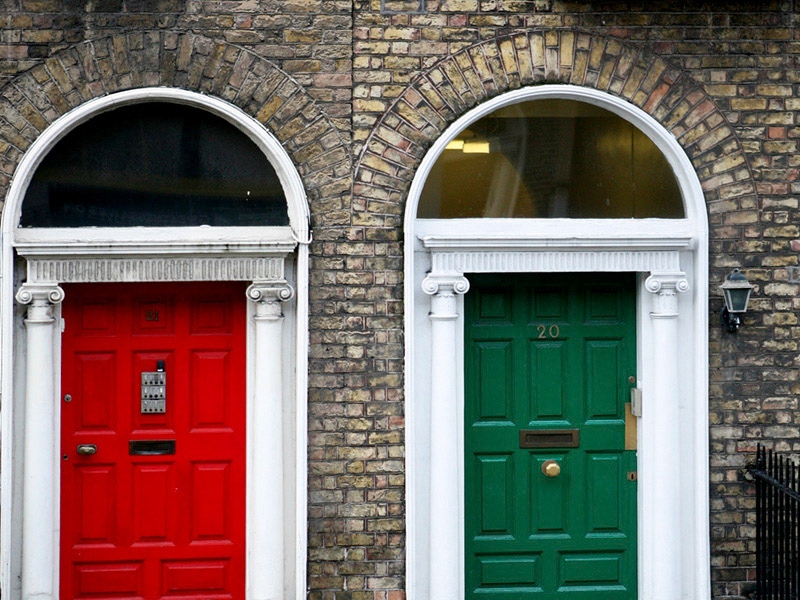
[{"xmin": 721, "ymin": 306, "xmax": 741, "ymax": 333}]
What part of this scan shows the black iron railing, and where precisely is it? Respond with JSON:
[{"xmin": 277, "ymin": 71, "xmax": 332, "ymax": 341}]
[{"xmin": 751, "ymin": 445, "xmax": 799, "ymax": 600}]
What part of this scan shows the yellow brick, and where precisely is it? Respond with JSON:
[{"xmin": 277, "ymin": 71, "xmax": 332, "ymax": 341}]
[{"xmin": 560, "ymin": 31, "xmax": 574, "ymax": 68}]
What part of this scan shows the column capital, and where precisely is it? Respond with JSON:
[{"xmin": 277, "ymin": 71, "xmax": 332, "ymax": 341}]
[
  {"xmin": 15, "ymin": 282, "xmax": 65, "ymax": 306},
  {"xmin": 423, "ymin": 273, "xmax": 469, "ymax": 322},
  {"xmin": 421, "ymin": 273, "xmax": 470, "ymax": 297},
  {"xmin": 247, "ymin": 281, "xmax": 294, "ymax": 320},
  {"xmin": 15, "ymin": 282, "xmax": 64, "ymax": 324},
  {"xmin": 247, "ymin": 280, "xmax": 295, "ymax": 303},
  {"xmin": 645, "ymin": 272, "xmax": 689, "ymax": 317}
]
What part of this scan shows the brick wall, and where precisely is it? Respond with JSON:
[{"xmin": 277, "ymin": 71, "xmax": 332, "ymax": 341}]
[{"xmin": 3, "ymin": 1, "xmax": 800, "ymax": 599}]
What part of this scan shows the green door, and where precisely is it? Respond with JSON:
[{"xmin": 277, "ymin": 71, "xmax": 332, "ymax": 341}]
[{"xmin": 465, "ymin": 273, "xmax": 637, "ymax": 599}]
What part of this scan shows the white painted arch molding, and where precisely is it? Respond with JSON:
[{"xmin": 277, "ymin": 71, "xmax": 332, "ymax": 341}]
[
  {"xmin": 404, "ymin": 85, "xmax": 710, "ymax": 600},
  {"xmin": 1, "ymin": 87, "xmax": 310, "ymax": 600}
]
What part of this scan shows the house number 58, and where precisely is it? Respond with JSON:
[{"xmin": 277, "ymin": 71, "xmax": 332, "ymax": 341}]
[{"xmin": 536, "ymin": 324, "xmax": 560, "ymax": 339}]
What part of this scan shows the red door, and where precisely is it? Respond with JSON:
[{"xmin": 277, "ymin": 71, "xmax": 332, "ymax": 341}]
[{"xmin": 60, "ymin": 282, "xmax": 246, "ymax": 600}]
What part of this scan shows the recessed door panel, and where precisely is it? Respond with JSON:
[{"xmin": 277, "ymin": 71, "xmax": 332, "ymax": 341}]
[
  {"xmin": 73, "ymin": 562, "xmax": 143, "ymax": 597},
  {"xmin": 530, "ymin": 453, "xmax": 568, "ymax": 534},
  {"xmin": 585, "ymin": 341, "xmax": 622, "ymax": 419},
  {"xmin": 61, "ymin": 282, "xmax": 246, "ymax": 600},
  {"xmin": 529, "ymin": 342, "xmax": 566, "ymax": 419},
  {"xmin": 74, "ymin": 464, "xmax": 117, "ymax": 545},
  {"xmin": 75, "ymin": 298, "xmax": 117, "ymax": 336},
  {"xmin": 465, "ymin": 274, "xmax": 637, "ymax": 599},
  {"xmin": 191, "ymin": 462, "xmax": 231, "ymax": 541},
  {"xmin": 191, "ymin": 297, "xmax": 233, "ymax": 334},
  {"xmin": 558, "ymin": 552, "xmax": 625, "ymax": 588},
  {"xmin": 476, "ymin": 454, "xmax": 514, "ymax": 535},
  {"xmin": 191, "ymin": 351, "xmax": 232, "ymax": 429},
  {"xmin": 74, "ymin": 353, "xmax": 117, "ymax": 431},
  {"xmin": 477, "ymin": 341, "xmax": 514, "ymax": 421},
  {"xmin": 162, "ymin": 559, "xmax": 230, "ymax": 594},
  {"xmin": 132, "ymin": 463, "xmax": 174, "ymax": 543},
  {"xmin": 586, "ymin": 454, "xmax": 622, "ymax": 533},
  {"xmin": 478, "ymin": 554, "xmax": 540, "ymax": 587}
]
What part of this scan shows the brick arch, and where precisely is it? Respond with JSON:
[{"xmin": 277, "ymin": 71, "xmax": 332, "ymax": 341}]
[
  {"xmin": 0, "ymin": 31, "xmax": 349, "ymax": 216},
  {"xmin": 354, "ymin": 30, "xmax": 755, "ymax": 222}
]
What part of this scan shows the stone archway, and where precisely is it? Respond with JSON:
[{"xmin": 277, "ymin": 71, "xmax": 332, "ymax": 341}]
[
  {"xmin": 0, "ymin": 33, "xmax": 349, "ymax": 600},
  {"xmin": 354, "ymin": 30, "xmax": 755, "ymax": 222},
  {"xmin": 352, "ymin": 30, "xmax": 758, "ymax": 600},
  {"xmin": 0, "ymin": 32, "xmax": 350, "ymax": 213}
]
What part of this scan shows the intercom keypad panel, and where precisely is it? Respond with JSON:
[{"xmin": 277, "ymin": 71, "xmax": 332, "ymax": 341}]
[{"xmin": 141, "ymin": 371, "xmax": 166, "ymax": 413}]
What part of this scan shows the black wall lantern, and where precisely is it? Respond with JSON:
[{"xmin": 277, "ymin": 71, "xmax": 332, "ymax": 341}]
[{"xmin": 720, "ymin": 268, "xmax": 753, "ymax": 333}]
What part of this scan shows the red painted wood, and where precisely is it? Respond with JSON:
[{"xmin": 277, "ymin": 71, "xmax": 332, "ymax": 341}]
[{"xmin": 61, "ymin": 282, "xmax": 246, "ymax": 600}]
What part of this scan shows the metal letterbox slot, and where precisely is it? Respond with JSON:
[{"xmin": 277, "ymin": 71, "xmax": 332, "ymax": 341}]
[
  {"xmin": 141, "ymin": 370, "xmax": 166, "ymax": 414},
  {"xmin": 519, "ymin": 429, "xmax": 580, "ymax": 449},
  {"xmin": 129, "ymin": 439, "xmax": 175, "ymax": 456}
]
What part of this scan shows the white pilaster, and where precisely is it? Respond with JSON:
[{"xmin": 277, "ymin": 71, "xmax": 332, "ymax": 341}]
[
  {"xmin": 422, "ymin": 273, "xmax": 470, "ymax": 600},
  {"xmin": 16, "ymin": 282, "xmax": 64, "ymax": 600},
  {"xmin": 247, "ymin": 281, "xmax": 294, "ymax": 600},
  {"xmin": 643, "ymin": 272, "xmax": 689, "ymax": 600}
]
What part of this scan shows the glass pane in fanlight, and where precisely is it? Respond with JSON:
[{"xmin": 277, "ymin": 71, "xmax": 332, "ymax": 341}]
[
  {"xmin": 418, "ymin": 99, "xmax": 685, "ymax": 219},
  {"xmin": 21, "ymin": 103, "xmax": 289, "ymax": 227}
]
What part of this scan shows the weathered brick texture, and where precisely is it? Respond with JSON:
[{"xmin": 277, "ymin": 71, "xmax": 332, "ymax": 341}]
[{"xmin": 3, "ymin": 2, "xmax": 800, "ymax": 599}]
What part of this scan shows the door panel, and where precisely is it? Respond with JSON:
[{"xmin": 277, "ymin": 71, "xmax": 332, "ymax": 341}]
[
  {"xmin": 465, "ymin": 274, "xmax": 636, "ymax": 599},
  {"xmin": 61, "ymin": 282, "xmax": 246, "ymax": 600}
]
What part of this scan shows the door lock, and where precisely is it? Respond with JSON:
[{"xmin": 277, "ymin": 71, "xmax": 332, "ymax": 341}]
[{"xmin": 76, "ymin": 444, "xmax": 97, "ymax": 455}]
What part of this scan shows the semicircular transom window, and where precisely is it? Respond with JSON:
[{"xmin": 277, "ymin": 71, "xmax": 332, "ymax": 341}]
[
  {"xmin": 418, "ymin": 99, "xmax": 685, "ymax": 219},
  {"xmin": 21, "ymin": 102, "xmax": 289, "ymax": 227}
]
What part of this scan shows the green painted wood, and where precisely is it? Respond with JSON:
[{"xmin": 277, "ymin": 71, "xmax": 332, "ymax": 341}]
[{"xmin": 465, "ymin": 273, "xmax": 637, "ymax": 599}]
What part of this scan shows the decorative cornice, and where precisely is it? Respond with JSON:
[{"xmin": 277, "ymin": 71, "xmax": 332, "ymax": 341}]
[{"xmin": 25, "ymin": 257, "xmax": 286, "ymax": 284}]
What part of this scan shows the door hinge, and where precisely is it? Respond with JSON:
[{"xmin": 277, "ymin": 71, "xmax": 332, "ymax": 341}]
[{"xmin": 61, "ymin": 318, "xmax": 66, "ymax": 333}]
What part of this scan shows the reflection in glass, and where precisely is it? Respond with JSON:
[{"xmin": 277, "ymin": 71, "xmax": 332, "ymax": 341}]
[
  {"xmin": 21, "ymin": 103, "xmax": 289, "ymax": 227},
  {"xmin": 418, "ymin": 100, "xmax": 685, "ymax": 219}
]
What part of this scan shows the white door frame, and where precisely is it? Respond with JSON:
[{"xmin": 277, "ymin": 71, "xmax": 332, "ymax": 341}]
[
  {"xmin": 0, "ymin": 88, "xmax": 309, "ymax": 600},
  {"xmin": 405, "ymin": 85, "xmax": 710, "ymax": 600}
]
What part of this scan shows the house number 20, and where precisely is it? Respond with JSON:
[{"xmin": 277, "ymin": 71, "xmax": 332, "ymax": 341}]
[{"xmin": 536, "ymin": 324, "xmax": 560, "ymax": 339}]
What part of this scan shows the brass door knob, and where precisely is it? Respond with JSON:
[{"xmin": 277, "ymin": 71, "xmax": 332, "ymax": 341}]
[
  {"xmin": 541, "ymin": 460, "xmax": 561, "ymax": 478},
  {"xmin": 76, "ymin": 444, "xmax": 97, "ymax": 455}
]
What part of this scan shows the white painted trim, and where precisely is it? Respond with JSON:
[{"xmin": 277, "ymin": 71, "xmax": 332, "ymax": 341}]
[
  {"xmin": 14, "ymin": 226, "xmax": 298, "ymax": 254},
  {"xmin": 1, "ymin": 88, "xmax": 309, "ymax": 600},
  {"xmin": 404, "ymin": 85, "xmax": 710, "ymax": 600},
  {"xmin": 247, "ymin": 281, "xmax": 295, "ymax": 599},
  {"xmin": 415, "ymin": 218, "xmax": 695, "ymax": 242}
]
